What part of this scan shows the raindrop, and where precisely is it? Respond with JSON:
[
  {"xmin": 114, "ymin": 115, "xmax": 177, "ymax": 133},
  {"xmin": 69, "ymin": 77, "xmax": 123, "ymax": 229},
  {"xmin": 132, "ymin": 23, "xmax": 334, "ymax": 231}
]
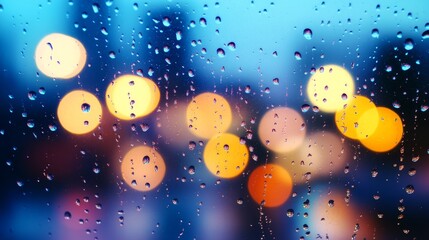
[
  {"xmin": 28, "ymin": 91, "xmax": 37, "ymax": 100},
  {"xmin": 272, "ymin": 78, "xmax": 279, "ymax": 85},
  {"xmin": 162, "ymin": 17, "xmax": 171, "ymax": 27},
  {"xmin": 328, "ymin": 199, "xmax": 335, "ymax": 207},
  {"xmin": 303, "ymin": 28, "xmax": 313, "ymax": 40},
  {"xmin": 405, "ymin": 185, "xmax": 414, "ymax": 194},
  {"xmin": 286, "ymin": 209, "xmax": 294, "ymax": 217},
  {"xmin": 92, "ymin": 3, "xmax": 100, "ymax": 13},
  {"xmin": 392, "ymin": 101, "xmax": 401, "ymax": 109},
  {"xmin": 371, "ymin": 28, "xmax": 380, "ymax": 38},
  {"xmin": 341, "ymin": 93, "xmax": 348, "ymax": 100},
  {"xmin": 172, "ymin": 198, "xmax": 179, "ymax": 205},
  {"xmin": 27, "ymin": 119, "xmax": 35, "ymax": 128},
  {"xmin": 294, "ymin": 51, "xmax": 302, "ymax": 60},
  {"xmin": 301, "ymin": 104, "xmax": 311, "ymax": 112},
  {"xmin": 101, "ymin": 27, "xmax": 108, "ymax": 35},
  {"xmin": 244, "ymin": 85, "xmax": 251, "ymax": 93},
  {"xmin": 176, "ymin": 31, "xmax": 182, "ymax": 41},
  {"xmin": 227, "ymin": 42, "xmax": 236, "ymax": 51},
  {"xmin": 142, "ymin": 155, "xmax": 150, "ymax": 164},
  {"xmin": 223, "ymin": 144, "xmax": 229, "ymax": 150},
  {"xmin": 420, "ymin": 105, "xmax": 429, "ymax": 112},
  {"xmin": 236, "ymin": 198, "xmax": 243, "ymax": 205},
  {"xmin": 109, "ymin": 51, "xmax": 116, "ymax": 59},
  {"xmin": 81, "ymin": 103, "xmax": 91, "ymax": 113},
  {"xmin": 401, "ymin": 63, "xmax": 411, "ymax": 71},
  {"xmin": 188, "ymin": 141, "xmax": 196, "ymax": 150},
  {"xmin": 188, "ymin": 70, "xmax": 195, "ymax": 77},
  {"xmin": 215, "ymin": 16, "xmax": 221, "ymax": 24},
  {"xmin": 188, "ymin": 166, "xmax": 195, "ymax": 175},
  {"xmin": 217, "ymin": 48, "xmax": 225, "ymax": 57},
  {"xmin": 38, "ymin": 87, "xmax": 46, "ymax": 95},
  {"xmin": 17, "ymin": 180, "xmax": 24, "ymax": 187},
  {"xmin": 64, "ymin": 211, "xmax": 72, "ymax": 220},
  {"xmin": 404, "ymin": 38, "xmax": 414, "ymax": 50},
  {"xmin": 199, "ymin": 18, "xmax": 207, "ymax": 27},
  {"xmin": 48, "ymin": 124, "xmax": 57, "ymax": 131},
  {"xmin": 422, "ymin": 30, "xmax": 429, "ymax": 39}
]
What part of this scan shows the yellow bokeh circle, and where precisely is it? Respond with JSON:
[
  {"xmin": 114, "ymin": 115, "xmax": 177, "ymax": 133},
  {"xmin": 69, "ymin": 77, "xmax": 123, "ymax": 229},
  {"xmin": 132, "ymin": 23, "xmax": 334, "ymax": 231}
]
[
  {"xmin": 335, "ymin": 95, "xmax": 379, "ymax": 140},
  {"xmin": 360, "ymin": 107, "xmax": 403, "ymax": 152},
  {"xmin": 258, "ymin": 107, "xmax": 306, "ymax": 153},
  {"xmin": 247, "ymin": 164, "xmax": 293, "ymax": 207},
  {"xmin": 35, "ymin": 33, "xmax": 87, "ymax": 79},
  {"xmin": 105, "ymin": 74, "xmax": 160, "ymax": 120},
  {"xmin": 203, "ymin": 133, "xmax": 249, "ymax": 178},
  {"xmin": 121, "ymin": 146, "xmax": 166, "ymax": 191},
  {"xmin": 186, "ymin": 92, "xmax": 232, "ymax": 139},
  {"xmin": 306, "ymin": 64, "xmax": 355, "ymax": 112},
  {"xmin": 57, "ymin": 90, "xmax": 102, "ymax": 135}
]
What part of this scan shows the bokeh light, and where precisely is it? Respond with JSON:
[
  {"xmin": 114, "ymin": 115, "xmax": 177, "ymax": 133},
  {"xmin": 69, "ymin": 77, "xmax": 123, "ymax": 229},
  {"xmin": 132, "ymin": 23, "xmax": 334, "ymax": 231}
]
[
  {"xmin": 306, "ymin": 64, "xmax": 355, "ymax": 112},
  {"xmin": 247, "ymin": 164, "xmax": 293, "ymax": 207},
  {"xmin": 186, "ymin": 92, "xmax": 232, "ymax": 139},
  {"xmin": 360, "ymin": 107, "xmax": 403, "ymax": 152},
  {"xmin": 258, "ymin": 107, "xmax": 306, "ymax": 153},
  {"xmin": 105, "ymin": 74, "xmax": 160, "ymax": 120},
  {"xmin": 203, "ymin": 133, "xmax": 249, "ymax": 178},
  {"xmin": 57, "ymin": 90, "xmax": 102, "ymax": 135},
  {"xmin": 121, "ymin": 146, "xmax": 166, "ymax": 191},
  {"xmin": 274, "ymin": 131, "xmax": 350, "ymax": 184},
  {"xmin": 34, "ymin": 33, "xmax": 86, "ymax": 79},
  {"xmin": 335, "ymin": 95, "xmax": 379, "ymax": 140}
]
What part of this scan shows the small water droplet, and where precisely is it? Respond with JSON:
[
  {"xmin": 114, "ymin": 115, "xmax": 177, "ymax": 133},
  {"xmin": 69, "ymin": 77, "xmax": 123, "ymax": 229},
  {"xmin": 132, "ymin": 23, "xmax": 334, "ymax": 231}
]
[
  {"xmin": 294, "ymin": 51, "xmax": 302, "ymax": 60},
  {"xmin": 217, "ymin": 48, "xmax": 225, "ymax": 57},
  {"xmin": 227, "ymin": 42, "xmax": 236, "ymax": 51},
  {"xmin": 48, "ymin": 124, "xmax": 57, "ymax": 131},
  {"xmin": 286, "ymin": 209, "xmax": 294, "ymax": 217},
  {"xmin": 100, "ymin": 27, "xmax": 108, "ymax": 35},
  {"xmin": 341, "ymin": 93, "xmax": 348, "ymax": 100},
  {"xmin": 371, "ymin": 28, "xmax": 380, "ymax": 38},
  {"xmin": 405, "ymin": 185, "xmax": 414, "ymax": 194},
  {"xmin": 92, "ymin": 3, "xmax": 100, "ymax": 13},
  {"xmin": 162, "ymin": 17, "xmax": 171, "ymax": 27},
  {"xmin": 64, "ymin": 211, "xmax": 72, "ymax": 220},
  {"xmin": 81, "ymin": 103, "xmax": 91, "ymax": 113},
  {"xmin": 109, "ymin": 51, "xmax": 116, "ymax": 59},
  {"xmin": 28, "ymin": 91, "xmax": 37, "ymax": 100},
  {"xmin": 303, "ymin": 28, "xmax": 313, "ymax": 40},
  {"xmin": 392, "ymin": 101, "xmax": 401, "ymax": 109},
  {"xmin": 422, "ymin": 30, "xmax": 429, "ymax": 39},
  {"xmin": 199, "ymin": 18, "xmax": 207, "ymax": 27},
  {"xmin": 301, "ymin": 104, "xmax": 311, "ymax": 112},
  {"xmin": 215, "ymin": 16, "xmax": 221, "ymax": 24},
  {"xmin": 401, "ymin": 63, "xmax": 411, "ymax": 71},
  {"xmin": 38, "ymin": 87, "xmax": 46, "ymax": 95},
  {"xmin": 328, "ymin": 199, "xmax": 335, "ymax": 207}
]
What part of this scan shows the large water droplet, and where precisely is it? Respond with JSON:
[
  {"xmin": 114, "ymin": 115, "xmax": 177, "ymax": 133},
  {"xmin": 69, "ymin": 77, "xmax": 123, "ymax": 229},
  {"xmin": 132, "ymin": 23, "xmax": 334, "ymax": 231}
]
[
  {"xmin": 64, "ymin": 211, "xmax": 72, "ymax": 220},
  {"xmin": 404, "ymin": 38, "xmax": 414, "ymax": 50},
  {"xmin": 422, "ymin": 30, "xmax": 429, "ymax": 39},
  {"xmin": 217, "ymin": 48, "xmax": 225, "ymax": 57}
]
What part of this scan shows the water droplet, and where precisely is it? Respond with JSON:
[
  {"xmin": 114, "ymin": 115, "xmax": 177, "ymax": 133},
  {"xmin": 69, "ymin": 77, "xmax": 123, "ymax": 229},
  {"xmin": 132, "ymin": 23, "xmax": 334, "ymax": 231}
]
[
  {"xmin": 27, "ymin": 119, "xmax": 35, "ymax": 128},
  {"xmin": 38, "ymin": 87, "xmax": 46, "ymax": 95},
  {"xmin": 227, "ymin": 42, "xmax": 236, "ymax": 51},
  {"xmin": 81, "ymin": 12, "xmax": 88, "ymax": 19},
  {"xmin": 244, "ymin": 85, "xmax": 251, "ymax": 93},
  {"xmin": 422, "ymin": 30, "xmax": 429, "ymax": 39},
  {"xmin": 420, "ymin": 105, "xmax": 429, "ymax": 112},
  {"xmin": 176, "ymin": 31, "xmax": 182, "ymax": 41},
  {"xmin": 286, "ymin": 209, "xmax": 294, "ymax": 217},
  {"xmin": 142, "ymin": 155, "xmax": 150, "ymax": 164},
  {"xmin": 401, "ymin": 63, "xmax": 411, "ymax": 71},
  {"xmin": 17, "ymin": 180, "xmax": 24, "ymax": 187},
  {"xmin": 172, "ymin": 198, "xmax": 179, "ymax": 205},
  {"xmin": 48, "ymin": 124, "xmax": 57, "ymax": 131},
  {"xmin": 301, "ymin": 104, "xmax": 311, "ymax": 112},
  {"xmin": 162, "ymin": 17, "xmax": 171, "ymax": 27},
  {"xmin": 294, "ymin": 51, "xmax": 302, "ymax": 60},
  {"xmin": 188, "ymin": 166, "xmax": 195, "ymax": 175},
  {"xmin": 272, "ymin": 78, "xmax": 279, "ymax": 85},
  {"xmin": 385, "ymin": 65, "xmax": 392, "ymax": 72},
  {"xmin": 392, "ymin": 101, "xmax": 401, "ymax": 109},
  {"xmin": 81, "ymin": 103, "xmax": 91, "ymax": 113},
  {"xmin": 405, "ymin": 185, "xmax": 414, "ymax": 194},
  {"xmin": 303, "ymin": 28, "xmax": 312, "ymax": 40},
  {"xmin": 199, "ymin": 18, "xmax": 207, "ymax": 27},
  {"xmin": 92, "ymin": 3, "xmax": 100, "ymax": 13},
  {"xmin": 64, "ymin": 211, "xmax": 72, "ymax": 220},
  {"xmin": 188, "ymin": 141, "xmax": 196, "ymax": 150},
  {"xmin": 404, "ymin": 38, "xmax": 414, "ymax": 50},
  {"xmin": 328, "ymin": 199, "xmax": 335, "ymax": 207},
  {"xmin": 28, "ymin": 91, "xmax": 37, "ymax": 100},
  {"xmin": 109, "ymin": 51, "xmax": 116, "ymax": 59},
  {"xmin": 100, "ymin": 27, "xmax": 108, "ymax": 35},
  {"xmin": 396, "ymin": 31, "xmax": 403, "ymax": 38},
  {"xmin": 217, "ymin": 48, "xmax": 225, "ymax": 57},
  {"xmin": 133, "ymin": 3, "xmax": 139, "ymax": 10},
  {"xmin": 341, "ymin": 93, "xmax": 348, "ymax": 100},
  {"xmin": 408, "ymin": 168, "xmax": 416, "ymax": 176},
  {"xmin": 215, "ymin": 16, "xmax": 221, "ymax": 24},
  {"xmin": 236, "ymin": 198, "xmax": 243, "ymax": 205},
  {"xmin": 371, "ymin": 28, "xmax": 380, "ymax": 38},
  {"xmin": 188, "ymin": 69, "xmax": 195, "ymax": 77}
]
